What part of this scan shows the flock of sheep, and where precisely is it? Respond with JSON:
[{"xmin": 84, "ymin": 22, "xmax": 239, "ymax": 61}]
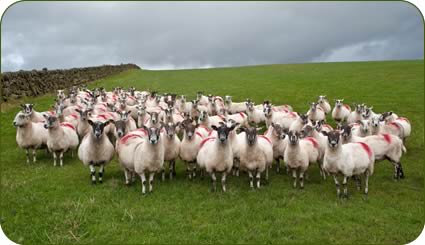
[{"xmin": 13, "ymin": 85, "xmax": 412, "ymax": 198}]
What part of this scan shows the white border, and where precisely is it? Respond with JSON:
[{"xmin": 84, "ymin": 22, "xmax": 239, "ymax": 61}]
[{"xmin": 0, "ymin": 1, "xmax": 423, "ymax": 244}]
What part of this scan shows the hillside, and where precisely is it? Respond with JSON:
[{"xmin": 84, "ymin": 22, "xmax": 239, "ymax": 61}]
[{"xmin": 0, "ymin": 60, "xmax": 423, "ymax": 243}]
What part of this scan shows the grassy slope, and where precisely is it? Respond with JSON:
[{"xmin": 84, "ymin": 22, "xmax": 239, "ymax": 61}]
[{"xmin": 0, "ymin": 60, "xmax": 423, "ymax": 244}]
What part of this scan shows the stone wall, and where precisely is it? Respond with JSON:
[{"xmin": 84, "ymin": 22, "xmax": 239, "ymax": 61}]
[{"xmin": 1, "ymin": 64, "xmax": 140, "ymax": 101}]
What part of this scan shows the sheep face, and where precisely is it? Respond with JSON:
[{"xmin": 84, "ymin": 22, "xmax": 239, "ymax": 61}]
[
  {"xmin": 314, "ymin": 120, "xmax": 325, "ymax": 132},
  {"xmin": 362, "ymin": 106, "xmax": 373, "ymax": 119},
  {"xmin": 371, "ymin": 115, "xmax": 380, "ymax": 128},
  {"xmin": 310, "ymin": 102, "xmax": 318, "ymax": 112},
  {"xmin": 335, "ymin": 99, "xmax": 344, "ymax": 108},
  {"xmin": 287, "ymin": 130, "xmax": 300, "ymax": 145},
  {"xmin": 359, "ymin": 120, "xmax": 371, "ymax": 134},
  {"xmin": 148, "ymin": 112, "xmax": 159, "ymax": 125},
  {"xmin": 379, "ymin": 111, "xmax": 393, "ymax": 122},
  {"xmin": 43, "ymin": 115, "xmax": 59, "ymax": 129},
  {"xmin": 20, "ymin": 103, "xmax": 34, "ymax": 115},
  {"xmin": 199, "ymin": 111, "xmax": 208, "ymax": 122},
  {"xmin": 144, "ymin": 126, "xmax": 162, "ymax": 144},
  {"xmin": 244, "ymin": 127, "xmax": 258, "ymax": 145},
  {"xmin": 114, "ymin": 120, "xmax": 127, "ymax": 138},
  {"xmin": 75, "ymin": 108, "xmax": 92, "ymax": 121},
  {"xmin": 88, "ymin": 120, "xmax": 111, "ymax": 139},
  {"xmin": 354, "ymin": 104, "xmax": 364, "ymax": 113},
  {"xmin": 164, "ymin": 122, "xmax": 179, "ymax": 138},
  {"xmin": 107, "ymin": 103, "xmax": 117, "ymax": 112},
  {"xmin": 225, "ymin": 96, "xmax": 232, "ymax": 105},
  {"xmin": 300, "ymin": 114, "xmax": 309, "ymax": 125},
  {"xmin": 57, "ymin": 90, "xmax": 65, "ymax": 100},
  {"xmin": 211, "ymin": 124, "xmax": 235, "ymax": 144},
  {"xmin": 271, "ymin": 123, "xmax": 286, "ymax": 139},
  {"xmin": 323, "ymin": 130, "xmax": 341, "ymax": 148},
  {"xmin": 263, "ymin": 105, "xmax": 272, "ymax": 118},
  {"xmin": 13, "ymin": 112, "xmax": 29, "ymax": 127},
  {"xmin": 118, "ymin": 110, "xmax": 131, "ymax": 121},
  {"xmin": 318, "ymin": 95, "xmax": 327, "ymax": 103},
  {"xmin": 340, "ymin": 125, "xmax": 353, "ymax": 140},
  {"xmin": 136, "ymin": 105, "xmax": 146, "ymax": 116},
  {"xmin": 182, "ymin": 121, "xmax": 196, "ymax": 140},
  {"xmin": 165, "ymin": 108, "xmax": 174, "ymax": 120},
  {"xmin": 245, "ymin": 100, "xmax": 255, "ymax": 111}
]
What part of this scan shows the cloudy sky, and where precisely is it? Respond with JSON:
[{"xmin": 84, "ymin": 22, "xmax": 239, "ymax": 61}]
[{"xmin": 1, "ymin": 1, "xmax": 423, "ymax": 71}]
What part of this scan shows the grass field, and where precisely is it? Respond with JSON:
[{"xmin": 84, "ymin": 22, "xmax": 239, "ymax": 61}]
[{"xmin": 0, "ymin": 60, "xmax": 424, "ymax": 244}]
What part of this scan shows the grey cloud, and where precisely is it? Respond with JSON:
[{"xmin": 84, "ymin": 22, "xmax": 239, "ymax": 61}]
[{"xmin": 1, "ymin": 1, "xmax": 423, "ymax": 71}]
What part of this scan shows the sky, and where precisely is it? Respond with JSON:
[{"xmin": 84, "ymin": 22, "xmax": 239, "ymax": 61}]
[{"xmin": 1, "ymin": 1, "xmax": 423, "ymax": 72}]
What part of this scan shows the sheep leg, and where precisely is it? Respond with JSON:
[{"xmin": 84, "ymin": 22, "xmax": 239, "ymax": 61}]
[
  {"xmin": 169, "ymin": 161, "xmax": 173, "ymax": 180},
  {"xmin": 161, "ymin": 168, "xmax": 165, "ymax": 182},
  {"xmin": 210, "ymin": 171, "xmax": 217, "ymax": 192},
  {"xmin": 292, "ymin": 169, "xmax": 297, "ymax": 188},
  {"xmin": 53, "ymin": 152, "xmax": 57, "ymax": 167},
  {"xmin": 299, "ymin": 171, "xmax": 304, "ymax": 189},
  {"xmin": 221, "ymin": 172, "xmax": 227, "ymax": 192},
  {"xmin": 333, "ymin": 175, "xmax": 341, "ymax": 198},
  {"xmin": 248, "ymin": 171, "xmax": 254, "ymax": 188},
  {"xmin": 172, "ymin": 160, "xmax": 177, "ymax": 177},
  {"xmin": 59, "ymin": 151, "xmax": 64, "ymax": 167},
  {"xmin": 193, "ymin": 165, "xmax": 197, "ymax": 179},
  {"xmin": 140, "ymin": 172, "xmax": 146, "ymax": 194},
  {"xmin": 89, "ymin": 164, "xmax": 96, "ymax": 184},
  {"xmin": 98, "ymin": 164, "xmax": 104, "ymax": 183},
  {"xmin": 149, "ymin": 172, "xmax": 155, "ymax": 193},
  {"xmin": 25, "ymin": 149, "xmax": 30, "ymax": 164},
  {"xmin": 398, "ymin": 162, "xmax": 405, "ymax": 179},
  {"xmin": 32, "ymin": 149, "xmax": 37, "ymax": 163},
  {"xmin": 256, "ymin": 171, "xmax": 261, "ymax": 189},
  {"xmin": 275, "ymin": 158, "xmax": 280, "ymax": 173},
  {"xmin": 265, "ymin": 167, "xmax": 269, "ymax": 183},
  {"xmin": 364, "ymin": 171, "xmax": 369, "ymax": 197},
  {"xmin": 342, "ymin": 176, "xmax": 348, "ymax": 198},
  {"xmin": 124, "ymin": 169, "xmax": 130, "ymax": 185},
  {"xmin": 354, "ymin": 175, "xmax": 361, "ymax": 191}
]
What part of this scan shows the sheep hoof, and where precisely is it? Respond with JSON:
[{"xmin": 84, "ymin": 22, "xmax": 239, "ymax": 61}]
[{"xmin": 99, "ymin": 180, "xmax": 103, "ymax": 184}]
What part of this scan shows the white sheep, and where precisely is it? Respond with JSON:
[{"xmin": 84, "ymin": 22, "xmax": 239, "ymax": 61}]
[
  {"xmin": 371, "ymin": 115, "xmax": 411, "ymax": 142},
  {"xmin": 289, "ymin": 114, "xmax": 310, "ymax": 132},
  {"xmin": 322, "ymin": 130, "xmax": 375, "ymax": 198},
  {"xmin": 13, "ymin": 112, "xmax": 48, "ymax": 163},
  {"xmin": 198, "ymin": 110, "xmax": 225, "ymax": 128},
  {"xmin": 225, "ymin": 96, "xmax": 246, "ymax": 114},
  {"xmin": 133, "ymin": 125, "xmax": 165, "ymax": 194},
  {"xmin": 317, "ymin": 95, "xmax": 331, "ymax": 114},
  {"xmin": 263, "ymin": 123, "xmax": 288, "ymax": 173},
  {"xmin": 351, "ymin": 120, "xmax": 372, "ymax": 137},
  {"xmin": 347, "ymin": 103, "xmax": 364, "ymax": 124},
  {"xmin": 284, "ymin": 130, "xmax": 320, "ymax": 189},
  {"xmin": 78, "ymin": 120, "xmax": 115, "ymax": 184},
  {"xmin": 43, "ymin": 114, "xmax": 79, "ymax": 166},
  {"xmin": 331, "ymin": 99, "xmax": 351, "ymax": 123},
  {"xmin": 20, "ymin": 104, "xmax": 45, "ymax": 123},
  {"xmin": 196, "ymin": 123, "xmax": 237, "ymax": 192},
  {"xmin": 245, "ymin": 100, "xmax": 266, "ymax": 124},
  {"xmin": 179, "ymin": 119, "xmax": 204, "ymax": 179},
  {"xmin": 263, "ymin": 104, "xmax": 298, "ymax": 129},
  {"xmin": 379, "ymin": 111, "xmax": 399, "ymax": 123},
  {"xmin": 162, "ymin": 122, "xmax": 181, "ymax": 180},
  {"xmin": 307, "ymin": 102, "xmax": 326, "ymax": 122}
]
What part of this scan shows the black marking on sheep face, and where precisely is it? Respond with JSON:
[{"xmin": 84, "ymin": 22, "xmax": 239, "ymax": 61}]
[
  {"xmin": 362, "ymin": 106, "xmax": 373, "ymax": 119},
  {"xmin": 371, "ymin": 116, "xmax": 380, "ymax": 128},
  {"xmin": 164, "ymin": 107, "xmax": 174, "ymax": 120},
  {"xmin": 211, "ymin": 124, "xmax": 236, "ymax": 144},
  {"xmin": 181, "ymin": 120, "xmax": 197, "ymax": 140},
  {"xmin": 145, "ymin": 126, "xmax": 162, "ymax": 144},
  {"xmin": 263, "ymin": 105, "xmax": 272, "ymax": 118},
  {"xmin": 118, "ymin": 110, "xmax": 131, "ymax": 121},
  {"xmin": 114, "ymin": 120, "xmax": 127, "ymax": 138},
  {"xmin": 244, "ymin": 127, "xmax": 258, "ymax": 145},
  {"xmin": 335, "ymin": 99, "xmax": 344, "ymax": 108},
  {"xmin": 359, "ymin": 120, "xmax": 370, "ymax": 134},
  {"xmin": 148, "ymin": 112, "xmax": 159, "ymax": 125},
  {"xmin": 340, "ymin": 124, "xmax": 353, "ymax": 139},
  {"xmin": 287, "ymin": 130, "xmax": 300, "ymax": 145},
  {"xmin": 323, "ymin": 130, "xmax": 340, "ymax": 148},
  {"xmin": 21, "ymin": 103, "xmax": 34, "ymax": 115},
  {"xmin": 43, "ymin": 115, "xmax": 58, "ymax": 129},
  {"xmin": 310, "ymin": 102, "xmax": 318, "ymax": 112},
  {"xmin": 300, "ymin": 114, "xmax": 309, "ymax": 124},
  {"xmin": 88, "ymin": 120, "xmax": 111, "ymax": 139},
  {"xmin": 271, "ymin": 123, "xmax": 286, "ymax": 140},
  {"xmin": 75, "ymin": 108, "xmax": 92, "ymax": 121},
  {"xmin": 199, "ymin": 111, "xmax": 208, "ymax": 122},
  {"xmin": 13, "ymin": 112, "xmax": 28, "ymax": 127},
  {"xmin": 301, "ymin": 125, "xmax": 314, "ymax": 137}
]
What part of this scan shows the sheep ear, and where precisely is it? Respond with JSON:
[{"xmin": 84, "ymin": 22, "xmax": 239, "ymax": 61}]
[
  {"xmin": 88, "ymin": 120, "xmax": 94, "ymax": 126},
  {"xmin": 127, "ymin": 110, "xmax": 132, "ymax": 115},
  {"xmin": 75, "ymin": 109, "xmax": 81, "ymax": 114},
  {"xmin": 321, "ymin": 131, "xmax": 329, "ymax": 137},
  {"xmin": 43, "ymin": 113, "xmax": 49, "ymax": 118},
  {"xmin": 271, "ymin": 122, "xmax": 275, "ymax": 128},
  {"xmin": 211, "ymin": 125, "xmax": 218, "ymax": 131},
  {"xmin": 174, "ymin": 122, "xmax": 180, "ymax": 128},
  {"xmin": 388, "ymin": 111, "xmax": 392, "ymax": 115},
  {"xmin": 283, "ymin": 128, "xmax": 289, "ymax": 134}
]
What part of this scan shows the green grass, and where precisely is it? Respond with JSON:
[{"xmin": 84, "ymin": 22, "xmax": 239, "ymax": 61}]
[{"xmin": 1, "ymin": 60, "xmax": 424, "ymax": 244}]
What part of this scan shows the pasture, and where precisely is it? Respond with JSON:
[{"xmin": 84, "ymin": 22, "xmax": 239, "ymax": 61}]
[{"xmin": 0, "ymin": 60, "xmax": 424, "ymax": 243}]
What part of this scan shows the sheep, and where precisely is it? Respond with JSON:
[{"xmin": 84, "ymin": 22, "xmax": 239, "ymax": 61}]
[
  {"xmin": 322, "ymin": 130, "xmax": 375, "ymax": 198},
  {"xmin": 43, "ymin": 114, "xmax": 79, "ymax": 167},
  {"xmin": 347, "ymin": 103, "xmax": 364, "ymax": 124},
  {"xmin": 115, "ymin": 127, "xmax": 147, "ymax": 185},
  {"xmin": 136, "ymin": 104, "xmax": 151, "ymax": 128},
  {"xmin": 20, "ymin": 103, "xmax": 45, "ymax": 123},
  {"xmin": 340, "ymin": 124, "xmax": 405, "ymax": 179},
  {"xmin": 221, "ymin": 109, "xmax": 248, "ymax": 128},
  {"xmin": 352, "ymin": 120, "xmax": 372, "ymax": 137},
  {"xmin": 238, "ymin": 126, "xmax": 272, "ymax": 188},
  {"xmin": 289, "ymin": 114, "xmax": 310, "ymax": 132},
  {"xmin": 307, "ymin": 102, "xmax": 326, "ymax": 122},
  {"xmin": 379, "ymin": 111, "xmax": 399, "ymax": 123},
  {"xmin": 198, "ymin": 110, "xmax": 225, "ymax": 128},
  {"xmin": 331, "ymin": 99, "xmax": 351, "ymax": 123},
  {"xmin": 264, "ymin": 123, "xmax": 288, "ymax": 173},
  {"xmin": 361, "ymin": 105, "xmax": 377, "ymax": 121},
  {"xmin": 196, "ymin": 123, "xmax": 237, "ymax": 192},
  {"xmin": 78, "ymin": 120, "xmax": 115, "ymax": 184},
  {"xmin": 263, "ymin": 100, "xmax": 293, "ymax": 112},
  {"xmin": 284, "ymin": 130, "xmax": 320, "ymax": 189},
  {"xmin": 190, "ymin": 101, "xmax": 208, "ymax": 120},
  {"xmin": 314, "ymin": 120, "xmax": 334, "ymax": 133},
  {"xmin": 117, "ymin": 110, "xmax": 137, "ymax": 132},
  {"xmin": 301, "ymin": 125, "xmax": 327, "ymax": 179},
  {"xmin": 371, "ymin": 115, "xmax": 411, "ymax": 142},
  {"xmin": 179, "ymin": 119, "xmax": 204, "ymax": 179},
  {"xmin": 263, "ymin": 103, "xmax": 298, "ymax": 129},
  {"xmin": 164, "ymin": 106, "xmax": 185, "ymax": 124},
  {"xmin": 161, "ymin": 122, "xmax": 181, "ymax": 179},
  {"xmin": 145, "ymin": 111, "xmax": 161, "ymax": 128},
  {"xmin": 175, "ymin": 95, "xmax": 193, "ymax": 114},
  {"xmin": 13, "ymin": 112, "xmax": 48, "ymax": 163},
  {"xmin": 133, "ymin": 125, "xmax": 165, "ymax": 194},
  {"xmin": 196, "ymin": 91, "xmax": 210, "ymax": 106},
  {"xmin": 225, "ymin": 96, "xmax": 246, "ymax": 114},
  {"xmin": 317, "ymin": 95, "xmax": 331, "ymax": 114},
  {"xmin": 75, "ymin": 108, "xmax": 93, "ymax": 137},
  {"xmin": 245, "ymin": 100, "xmax": 266, "ymax": 124}
]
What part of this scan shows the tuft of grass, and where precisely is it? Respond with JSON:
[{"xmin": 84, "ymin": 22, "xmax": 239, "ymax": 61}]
[{"xmin": 1, "ymin": 60, "xmax": 423, "ymax": 244}]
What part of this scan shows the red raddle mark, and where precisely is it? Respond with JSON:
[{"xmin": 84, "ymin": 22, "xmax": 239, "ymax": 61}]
[
  {"xmin": 382, "ymin": 134, "xmax": 392, "ymax": 144},
  {"xmin": 196, "ymin": 132, "xmax": 204, "ymax": 138},
  {"xmin": 239, "ymin": 112, "xmax": 246, "ymax": 118},
  {"xmin": 60, "ymin": 122, "xmax": 75, "ymax": 131},
  {"xmin": 120, "ymin": 133, "xmax": 142, "ymax": 144},
  {"xmin": 136, "ymin": 128, "xmax": 148, "ymax": 135},
  {"xmin": 344, "ymin": 104, "xmax": 351, "ymax": 111},
  {"xmin": 198, "ymin": 125, "xmax": 212, "ymax": 133},
  {"xmin": 357, "ymin": 142, "xmax": 372, "ymax": 159},
  {"xmin": 304, "ymin": 137, "xmax": 319, "ymax": 149},
  {"xmin": 200, "ymin": 137, "xmax": 216, "ymax": 148},
  {"xmin": 69, "ymin": 114, "xmax": 79, "ymax": 119},
  {"xmin": 258, "ymin": 135, "xmax": 272, "ymax": 144},
  {"xmin": 389, "ymin": 122, "xmax": 401, "ymax": 129}
]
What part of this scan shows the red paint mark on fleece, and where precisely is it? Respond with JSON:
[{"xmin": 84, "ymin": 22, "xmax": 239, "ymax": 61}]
[
  {"xmin": 69, "ymin": 114, "xmax": 79, "ymax": 119},
  {"xmin": 382, "ymin": 134, "xmax": 392, "ymax": 144},
  {"xmin": 136, "ymin": 128, "xmax": 148, "ymax": 135},
  {"xmin": 288, "ymin": 112, "xmax": 297, "ymax": 117},
  {"xmin": 96, "ymin": 114, "xmax": 109, "ymax": 120},
  {"xmin": 239, "ymin": 112, "xmax": 246, "ymax": 118},
  {"xmin": 323, "ymin": 124, "xmax": 332, "ymax": 130},
  {"xmin": 196, "ymin": 132, "xmax": 204, "ymax": 139},
  {"xmin": 198, "ymin": 125, "xmax": 212, "ymax": 133},
  {"xmin": 120, "ymin": 133, "xmax": 142, "ymax": 144},
  {"xmin": 258, "ymin": 135, "xmax": 272, "ymax": 144},
  {"xmin": 200, "ymin": 137, "xmax": 216, "ymax": 148},
  {"xmin": 60, "ymin": 122, "xmax": 75, "ymax": 131},
  {"xmin": 389, "ymin": 122, "xmax": 401, "ymax": 129},
  {"xmin": 397, "ymin": 117, "xmax": 410, "ymax": 123},
  {"xmin": 357, "ymin": 142, "xmax": 372, "ymax": 159},
  {"xmin": 218, "ymin": 115, "xmax": 226, "ymax": 120},
  {"xmin": 304, "ymin": 137, "xmax": 319, "ymax": 149},
  {"xmin": 344, "ymin": 104, "xmax": 351, "ymax": 111}
]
